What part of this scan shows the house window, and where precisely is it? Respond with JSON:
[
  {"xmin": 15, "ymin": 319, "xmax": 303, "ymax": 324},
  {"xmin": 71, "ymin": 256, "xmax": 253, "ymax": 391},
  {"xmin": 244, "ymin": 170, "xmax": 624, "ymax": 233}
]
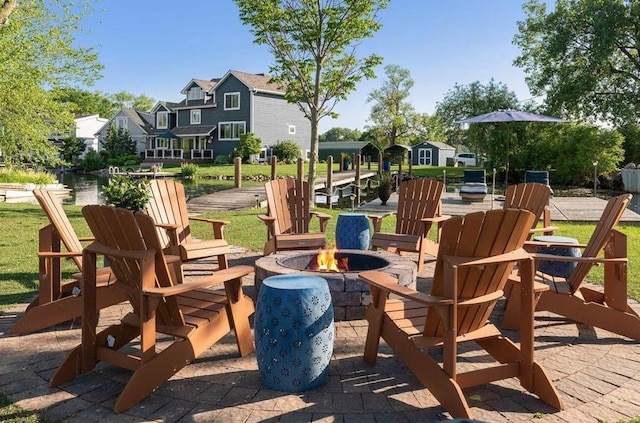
[
  {"xmin": 288, "ymin": 125, "xmax": 296, "ymax": 135},
  {"xmin": 219, "ymin": 121, "xmax": 246, "ymax": 140},
  {"xmin": 115, "ymin": 117, "xmax": 127, "ymax": 130},
  {"xmin": 156, "ymin": 111, "xmax": 168, "ymax": 129},
  {"xmin": 157, "ymin": 138, "xmax": 169, "ymax": 149},
  {"xmin": 188, "ymin": 86, "xmax": 204, "ymax": 100},
  {"xmin": 224, "ymin": 92, "xmax": 240, "ymax": 110},
  {"xmin": 190, "ymin": 109, "xmax": 201, "ymax": 125}
]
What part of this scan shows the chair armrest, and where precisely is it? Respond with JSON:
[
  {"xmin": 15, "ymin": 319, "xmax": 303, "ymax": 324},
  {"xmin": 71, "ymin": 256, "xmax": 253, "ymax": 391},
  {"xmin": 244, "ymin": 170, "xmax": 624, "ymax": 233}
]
[
  {"xmin": 525, "ymin": 240, "xmax": 588, "ymax": 249},
  {"xmin": 310, "ymin": 211, "xmax": 331, "ymax": 233},
  {"xmin": 38, "ymin": 251, "xmax": 82, "ymax": 259},
  {"xmin": 77, "ymin": 236, "xmax": 95, "ymax": 242},
  {"xmin": 444, "ymin": 248, "xmax": 531, "ymax": 268},
  {"xmin": 368, "ymin": 212, "xmax": 396, "ymax": 232},
  {"xmin": 189, "ymin": 216, "xmax": 229, "ymax": 239},
  {"xmin": 143, "ymin": 265, "xmax": 254, "ymax": 297},
  {"xmin": 529, "ymin": 226, "xmax": 560, "ymax": 235},
  {"xmin": 359, "ymin": 270, "xmax": 452, "ymax": 306},
  {"xmin": 531, "ymin": 253, "xmax": 628, "ymax": 265},
  {"xmin": 258, "ymin": 214, "xmax": 277, "ymax": 238},
  {"xmin": 422, "ymin": 215, "xmax": 451, "ymax": 224}
]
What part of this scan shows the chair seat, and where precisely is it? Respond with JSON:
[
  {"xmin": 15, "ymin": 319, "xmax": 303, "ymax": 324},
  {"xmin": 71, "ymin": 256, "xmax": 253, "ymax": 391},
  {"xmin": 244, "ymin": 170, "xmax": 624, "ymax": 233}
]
[
  {"xmin": 276, "ymin": 233, "xmax": 327, "ymax": 251},
  {"xmin": 371, "ymin": 232, "xmax": 421, "ymax": 252},
  {"xmin": 179, "ymin": 238, "xmax": 230, "ymax": 261},
  {"xmin": 460, "ymin": 182, "xmax": 488, "ymax": 194}
]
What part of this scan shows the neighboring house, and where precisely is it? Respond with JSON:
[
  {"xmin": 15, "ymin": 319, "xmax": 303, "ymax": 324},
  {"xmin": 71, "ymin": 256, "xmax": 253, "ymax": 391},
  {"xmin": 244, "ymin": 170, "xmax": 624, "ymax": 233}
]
[
  {"xmin": 94, "ymin": 109, "xmax": 155, "ymax": 156},
  {"xmin": 411, "ymin": 141, "xmax": 455, "ymax": 166},
  {"xmin": 74, "ymin": 115, "xmax": 108, "ymax": 158},
  {"xmin": 97, "ymin": 70, "xmax": 311, "ymax": 162}
]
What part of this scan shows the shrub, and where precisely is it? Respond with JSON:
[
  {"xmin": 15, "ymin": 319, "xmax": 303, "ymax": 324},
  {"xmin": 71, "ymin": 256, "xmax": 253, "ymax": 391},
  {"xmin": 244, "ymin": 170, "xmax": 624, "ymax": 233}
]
[
  {"xmin": 236, "ymin": 132, "xmax": 263, "ymax": 162},
  {"xmin": 181, "ymin": 162, "xmax": 199, "ymax": 178},
  {"xmin": 272, "ymin": 140, "xmax": 301, "ymax": 163},
  {"xmin": 106, "ymin": 154, "xmax": 141, "ymax": 167},
  {"xmin": 102, "ymin": 175, "xmax": 150, "ymax": 211},
  {"xmin": 0, "ymin": 168, "xmax": 56, "ymax": 184},
  {"xmin": 81, "ymin": 149, "xmax": 106, "ymax": 172},
  {"xmin": 214, "ymin": 155, "xmax": 231, "ymax": 165}
]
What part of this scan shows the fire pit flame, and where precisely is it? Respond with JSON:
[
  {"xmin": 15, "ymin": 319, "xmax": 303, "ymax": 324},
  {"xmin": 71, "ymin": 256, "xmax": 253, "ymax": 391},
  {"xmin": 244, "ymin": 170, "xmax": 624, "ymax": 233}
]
[{"xmin": 308, "ymin": 247, "xmax": 349, "ymax": 272}]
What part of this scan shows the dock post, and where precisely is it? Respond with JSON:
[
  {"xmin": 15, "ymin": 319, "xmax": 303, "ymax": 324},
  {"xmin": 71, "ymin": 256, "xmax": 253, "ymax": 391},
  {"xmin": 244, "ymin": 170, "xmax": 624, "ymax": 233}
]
[
  {"xmin": 234, "ymin": 157, "xmax": 242, "ymax": 188},
  {"xmin": 355, "ymin": 155, "xmax": 361, "ymax": 207},
  {"xmin": 270, "ymin": 156, "xmax": 277, "ymax": 180},
  {"xmin": 327, "ymin": 157, "xmax": 333, "ymax": 209}
]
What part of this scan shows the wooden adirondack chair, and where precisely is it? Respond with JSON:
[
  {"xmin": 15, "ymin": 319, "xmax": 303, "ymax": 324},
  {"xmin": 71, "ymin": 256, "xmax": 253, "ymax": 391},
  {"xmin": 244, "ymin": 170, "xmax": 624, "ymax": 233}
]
[
  {"xmin": 369, "ymin": 178, "xmax": 449, "ymax": 272},
  {"xmin": 502, "ymin": 194, "xmax": 640, "ymax": 340},
  {"xmin": 10, "ymin": 189, "xmax": 126, "ymax": 335},
  {"xmin": 504, "ymin": 182, "xmax": 557, "ymax": 238},
  {"xmin": 258, "ymin": 178, "xmax": 331, "ymax": 255},
  {"xmin": 360, "ymin": 209, "xmax": 564, "ymax": 419},
  {"xmin": 146, "ymin": 179, "xmax": 231, "ymax": 268},
  {"xmin": 50, "ymin": 205, "xmax": 255, "ymax": 413}
]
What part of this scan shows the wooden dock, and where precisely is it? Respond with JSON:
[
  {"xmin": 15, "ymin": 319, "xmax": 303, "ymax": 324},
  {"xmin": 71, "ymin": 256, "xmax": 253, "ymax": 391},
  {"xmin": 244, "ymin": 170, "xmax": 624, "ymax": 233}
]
[{"xmin": 359, "ymin": 192, "xmax": 640, "ymax": 224}]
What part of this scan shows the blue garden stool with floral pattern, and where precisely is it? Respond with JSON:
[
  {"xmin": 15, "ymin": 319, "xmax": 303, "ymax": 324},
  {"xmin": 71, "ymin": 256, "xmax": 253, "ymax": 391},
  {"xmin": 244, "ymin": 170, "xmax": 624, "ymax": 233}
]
[{"xmin": 254, "ymin": 275, "xmax": 334, "ymax": 392}]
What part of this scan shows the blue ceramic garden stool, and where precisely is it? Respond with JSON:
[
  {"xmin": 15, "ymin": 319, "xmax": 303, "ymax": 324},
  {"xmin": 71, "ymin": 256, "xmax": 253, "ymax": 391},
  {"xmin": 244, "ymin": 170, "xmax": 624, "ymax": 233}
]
[
  {"xmin": 534, "ymin": 235, "xmax": 581, "ymax": 279},
  {"xmin": 335, "ymin": 213, "xmax": 371, "ymax": 250},
  {"xmin": 254, "ymin": 275, "xmax": 334, "ymax": 392}
]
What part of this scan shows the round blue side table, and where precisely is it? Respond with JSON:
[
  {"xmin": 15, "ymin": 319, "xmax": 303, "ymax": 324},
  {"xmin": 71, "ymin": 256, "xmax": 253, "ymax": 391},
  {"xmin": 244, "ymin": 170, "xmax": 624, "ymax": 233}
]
[
  {"xmin": 335, "ymin": 213, "xmax": 371, "ymax": 250},
  {"xmin": 254, "ymin": 275, "xmax": 334, "ymax": 392},
  {"xmin": 534, "ymin": 235, "xmax": 581, "ymax": 279}
]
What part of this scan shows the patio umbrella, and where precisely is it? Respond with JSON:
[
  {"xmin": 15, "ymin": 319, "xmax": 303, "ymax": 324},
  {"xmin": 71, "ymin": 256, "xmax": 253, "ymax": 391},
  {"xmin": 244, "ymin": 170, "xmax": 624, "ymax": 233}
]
[{"xmin": 455, "ymin": 109, "xmax": 567, "ymax": 184}]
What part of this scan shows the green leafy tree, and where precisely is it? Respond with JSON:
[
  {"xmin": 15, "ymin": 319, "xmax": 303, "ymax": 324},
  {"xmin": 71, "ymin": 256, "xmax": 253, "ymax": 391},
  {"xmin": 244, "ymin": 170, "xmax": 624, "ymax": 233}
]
[
  {"xmin": 272, "ymin": 140, "xmax": 301, "ymax": 163},
  {"xmin": 366, "ymin": 64, "xmax": 417, "ymax": 147},
  {"xmin": 435, "ymin": 80, "xmax": 518, "ymax": 169},
  {"xmin": 235, "ymin": 0, "xmax": 388, "ymax": 200},
  {"xmin": 514, "ymin": 0, "xmax": 640, "ymax": 125},
  {"xmin": 0, "ymin": 0, "xmax": 17, "ymax": 25},
  {"xmin": 80, "ymin": 148, "xmax": 105, "ymax": 172},
  {"xmin": 101, "ymin": 124, "xmax": 136, "ymax": 160},
  {"xmin": 60, "ymin": 137, "xmax": 86, "ymax": 164},
  {"xmin": 617, "ymin": 123, "xmax": 640, "ymax": 165},
  {"xmin": 237, "ymin": 132, "xmax": 263, "ymax": 162},
  {"xmin": 109, "ymin": 91, "xmax": 155, "ymax": 112},
  {"xmin": 319, "ymin": 127, "xmax": 362, "ymax": 142},
  {"xmin": 0, "ymin": 0, "xmax": 102, "ymax": 167},
  {"xmin": 51, "ymin": 87, "xmax": 117, "ymax": 118},
  {"xmin": 411, "ymin": 114, "xmax": 447, "ymax": 144}
]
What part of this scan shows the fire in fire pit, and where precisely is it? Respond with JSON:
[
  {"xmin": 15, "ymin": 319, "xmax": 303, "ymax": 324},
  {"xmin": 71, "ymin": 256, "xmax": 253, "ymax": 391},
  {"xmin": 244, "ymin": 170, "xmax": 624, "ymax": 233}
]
[
  {"xmin": 255, "ymin": 249, "xmax": 417, "ymax": 321},
  {"xmin": 308, "ymin": 248, "xmax": 349, "ymax": 272},
  {"xmin": 284, "ymin": 250, "xmax": 391, "ymax": 273}
]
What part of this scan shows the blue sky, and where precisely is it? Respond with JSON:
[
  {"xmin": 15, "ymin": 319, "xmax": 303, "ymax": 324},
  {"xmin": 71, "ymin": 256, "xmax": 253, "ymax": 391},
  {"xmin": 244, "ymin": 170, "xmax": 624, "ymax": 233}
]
[{"xmin": 78, "ymin": 0, "xmax": 547, "ymax": 133}]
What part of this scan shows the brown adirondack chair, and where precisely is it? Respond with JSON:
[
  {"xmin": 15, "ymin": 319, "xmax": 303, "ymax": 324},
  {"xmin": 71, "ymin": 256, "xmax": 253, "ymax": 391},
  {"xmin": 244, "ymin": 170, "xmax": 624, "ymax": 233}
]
[
  {"xmin": 369, "ymin": 178, "xmax": 449, "ymax": 272},
  {"xmin": 504, "ymin": 182, "xmax": 557, "ymax": 238},
  {"xmin": 258, "ymin": 178, "xmax": 331, "ymax": 255},
  {"xmin": 360, "ymin": 209, "xmax": 564, "ymax": 419},
  {"xmin": 502, "ymin": 194, "xmax": 640, "ymax": 340},
  {"xmin": 50, "ymin": 205, "xmax": 255, "ymax": 413},
  {"xmin": 10, "ymin": 189, "xmax": 126, "ymax": 335},
  {"xmin": 146, "ymin": 179, "xmax": 231, "ymax": 268}
]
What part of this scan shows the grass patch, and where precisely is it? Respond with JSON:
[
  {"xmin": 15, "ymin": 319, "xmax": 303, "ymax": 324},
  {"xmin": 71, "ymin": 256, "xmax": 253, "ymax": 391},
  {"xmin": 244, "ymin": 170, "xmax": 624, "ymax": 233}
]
[
  {"xmin": 0, "ymin": 391, "xmax": 48, "ymax": 423},
  {"xmin": 0, "ymin": 169, "xmax": 57, "ymax": 185}
]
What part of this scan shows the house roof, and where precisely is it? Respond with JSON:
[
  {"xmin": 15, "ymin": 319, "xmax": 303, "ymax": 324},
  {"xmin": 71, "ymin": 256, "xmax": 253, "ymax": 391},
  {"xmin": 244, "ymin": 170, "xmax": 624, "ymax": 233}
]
[
  {"xmin": 218, "ymin": 70, "xmax": 286, "ymax": 95},
  {"xmin": 121, "ymin": 109, "xmax": 155, "ymax": 133},
  {"xmin": 170, "ymin": 125, "xmax": 216, "ymax": 137},
  {"xmin": 415, "ymin": 141, "xmax": 455, "ymax": 150},
  {"xmin": 318, "ymin": 141, "xmax": 366, "ymax": 150},
  {"xmin": 151, "ymin": 101, "xmax": 181, "ymax": 113},
  {"xmin": 180, "ymin": 78, "xmax": 220, "ymax": 95}
]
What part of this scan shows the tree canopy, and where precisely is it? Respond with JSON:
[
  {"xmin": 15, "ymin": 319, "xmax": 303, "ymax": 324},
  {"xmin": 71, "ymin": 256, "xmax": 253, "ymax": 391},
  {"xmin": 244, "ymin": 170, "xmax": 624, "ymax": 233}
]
[
  {"xmin": 514, "ymin": 0, "xmax": 640, "ymax": 125},
  {"xmin": 235, "ymin": 0, "xmax": 388, "ymax": 197},
  {"xmin": 51, "ymin": 88, "xmax": 117, "ymax": 118},
  {"xmin": 366, "ymin": 64, "xmax": 417, "ymax": 147},
  {"xmin": 0, "ymin": 0, "xmax": 101, "ymax": 167},
  {"xmin": 319, "ymin": 127, "xmax": 362, "ymax": 142},
  {"xmin": 109, "ymin": 91, "xmax": 155, "ymax": 112}
]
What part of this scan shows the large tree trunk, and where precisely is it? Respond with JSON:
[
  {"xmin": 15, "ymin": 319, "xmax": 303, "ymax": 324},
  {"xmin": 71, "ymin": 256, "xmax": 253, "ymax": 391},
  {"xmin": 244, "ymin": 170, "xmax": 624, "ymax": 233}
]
[{"xmin": 0, "ymin": 0, "xmax": 18, "ymax": 25}]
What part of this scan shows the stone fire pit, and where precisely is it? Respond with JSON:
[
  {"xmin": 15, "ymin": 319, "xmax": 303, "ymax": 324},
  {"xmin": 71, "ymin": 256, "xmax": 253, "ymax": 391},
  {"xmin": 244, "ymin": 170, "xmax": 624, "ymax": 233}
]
[{"xmin": 254, "ymin": 249, "xmax": 418, "ymax": 321}]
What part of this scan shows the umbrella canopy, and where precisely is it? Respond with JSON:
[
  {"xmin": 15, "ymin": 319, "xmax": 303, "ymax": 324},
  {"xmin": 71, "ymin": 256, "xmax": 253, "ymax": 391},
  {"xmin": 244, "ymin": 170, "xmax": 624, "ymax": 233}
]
[
  {"xmin": 454, "ymin": 109, "xmax": 567, "ymax": 184},
  {"xmin": 455, "ymin": 109, "xmax": 567, "ymax": 124}
]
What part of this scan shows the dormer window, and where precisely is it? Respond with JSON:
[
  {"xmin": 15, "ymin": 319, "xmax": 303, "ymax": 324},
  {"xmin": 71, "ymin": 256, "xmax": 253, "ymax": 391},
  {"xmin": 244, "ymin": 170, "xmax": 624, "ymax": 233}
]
[
  {"xmin": 224, "ymin": 92, "xmax": 240, "ymax": 110},
  {"xmin": 115, "ymin": 117, "xmax": 127, "ymax": 130},
  {"xmin": 188, "ymin": 86, "xmax": 204, "ymax": 100},
  {"xmin": 156, "ymin": 111, "xmax": 168, "ymax": 129}
]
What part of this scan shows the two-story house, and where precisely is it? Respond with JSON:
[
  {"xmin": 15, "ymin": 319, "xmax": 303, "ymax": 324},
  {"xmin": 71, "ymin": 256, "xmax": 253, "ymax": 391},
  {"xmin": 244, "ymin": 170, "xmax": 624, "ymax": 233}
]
[
  {"xmin": 97, "ymin": 70, "xmax": 311, "ymax": 162},
  {"xmin": 94, "ymin": 109, "xmax": 155, "ymax": 156}
]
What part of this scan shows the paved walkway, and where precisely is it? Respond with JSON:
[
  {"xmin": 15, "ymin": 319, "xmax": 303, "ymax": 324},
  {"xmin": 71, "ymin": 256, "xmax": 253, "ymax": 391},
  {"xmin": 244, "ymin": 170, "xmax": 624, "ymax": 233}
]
[{"xmin": 2, "ymin": 250, "xmax": 640, "ymax": 422}]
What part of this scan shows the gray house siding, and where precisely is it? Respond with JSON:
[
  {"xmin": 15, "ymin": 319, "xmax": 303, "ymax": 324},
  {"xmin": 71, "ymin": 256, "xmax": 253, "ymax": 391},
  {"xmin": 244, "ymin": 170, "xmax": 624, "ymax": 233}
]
[
  {"xmin": 95, "ymin": 110, "xmax": 149, "ymax": 157},
  {"xmin": 252, "ymin": 92, "xmax": 310, "ymax": 153}
]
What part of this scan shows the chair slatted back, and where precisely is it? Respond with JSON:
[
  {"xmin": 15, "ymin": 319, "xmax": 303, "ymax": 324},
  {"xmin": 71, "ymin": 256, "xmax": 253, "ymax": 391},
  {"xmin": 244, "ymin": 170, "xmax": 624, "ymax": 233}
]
[
  {"xmin": 395, "ymin": 179, "xmax": 444, "ymax": 236},
  {"xmin": 264, "ymin": 178, "xmax": 311, "ymax": 235},
  {"xmin": 147, "ymin": 179, "xmax": 193, "ymax": 249},
  {"xmin": 82, "ymin": 205, "xmax": 184, "ymax": 327},
  {"xmin": 33, "ymin": 188, "xmax": 84, "ymax": 270},
  {"xmin": 504, "ymin": 183, "xmax": 551, "ymax": 227},
  {"xmin": 427, "ymin": 209, "xmax": 535, "ymax": 336},
  {"xmin": 565, "ymin": 194, "xmax": 631, "ymax": 293}
]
